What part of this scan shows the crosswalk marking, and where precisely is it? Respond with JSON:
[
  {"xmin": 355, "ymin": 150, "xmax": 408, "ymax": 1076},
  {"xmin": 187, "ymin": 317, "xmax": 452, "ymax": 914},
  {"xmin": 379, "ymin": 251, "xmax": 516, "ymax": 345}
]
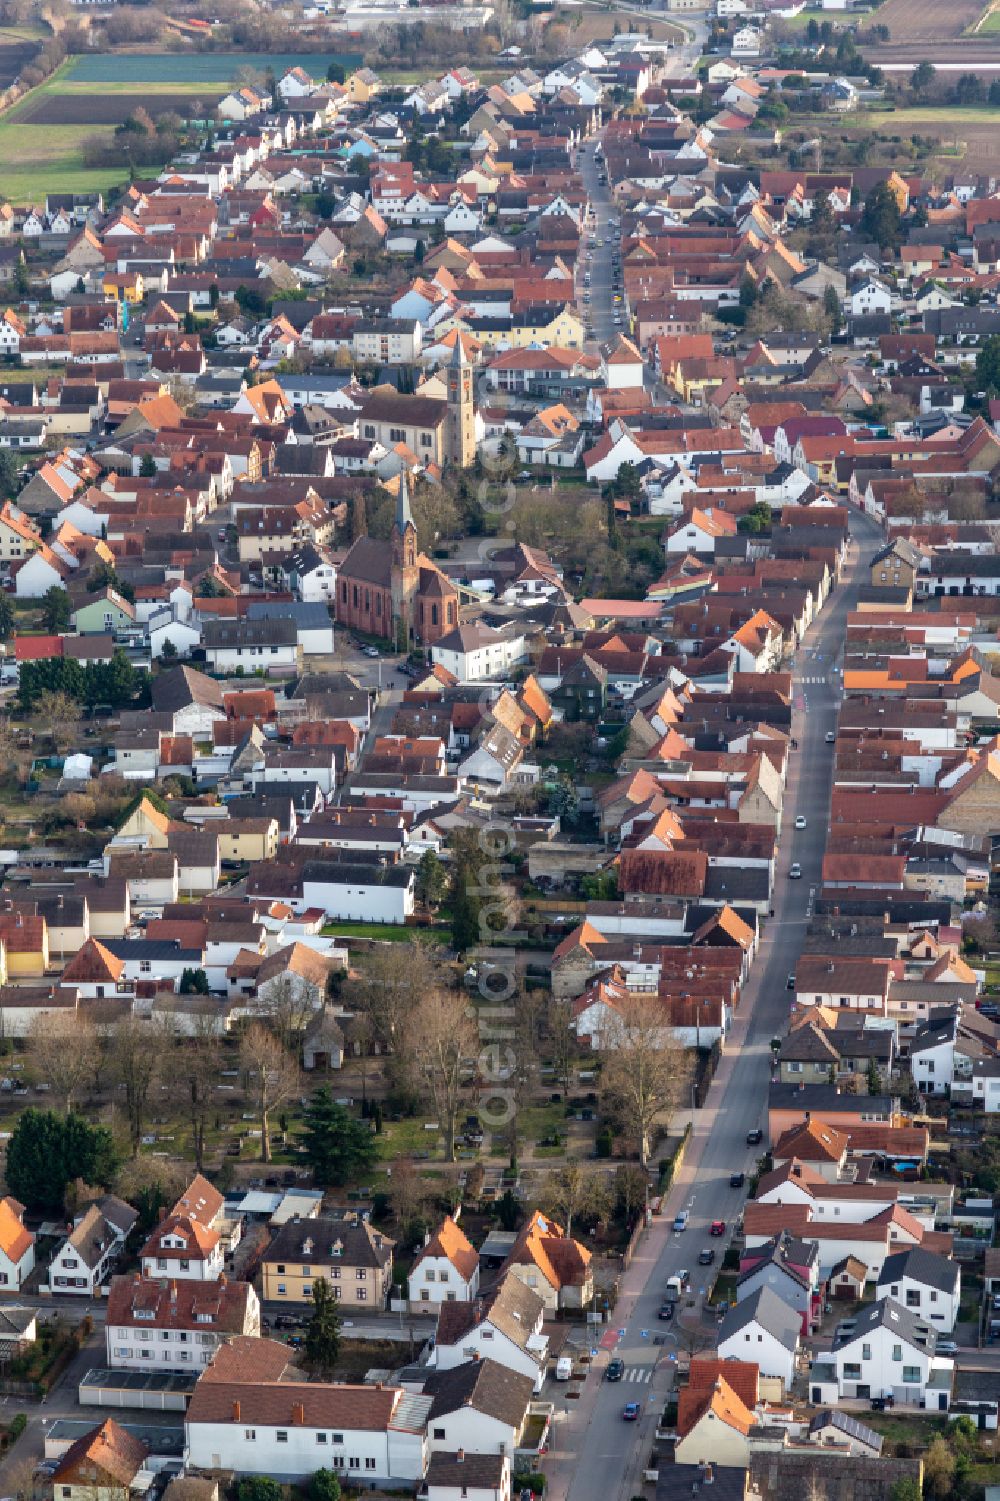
[
  {"xmin": 801, "ymin": 676, "xmax": 827, "ymax": 684},
  {"xmin": 623, "ymin": 1366, "xmax": 652, "ymax": 1383}
]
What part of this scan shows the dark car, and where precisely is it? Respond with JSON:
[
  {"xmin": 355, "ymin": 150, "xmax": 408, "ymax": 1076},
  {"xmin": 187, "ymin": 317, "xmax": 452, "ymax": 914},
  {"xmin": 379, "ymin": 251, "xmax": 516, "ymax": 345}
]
[
  {"xmin": 698, "ymin": 1248, "xmax": 715, "ymax": 1266},
  {"xmin": 730, "ymin": 1172, "xmax": 745, "ymax": 1188},
  {"xmin": 746, "ymin": 1128, "xmax": 763, "ymax": 1145},
  {"xmin": 606, "ymin": 1358, "xmax": 625, "ymax": 1381},
  {"xmin": 658, "ymin": 1302, "xmax": 674, "ymax": 1320},
  {"xmin": 623, "ymin": 1402, "xmax": 640, "ymax": 1421}
]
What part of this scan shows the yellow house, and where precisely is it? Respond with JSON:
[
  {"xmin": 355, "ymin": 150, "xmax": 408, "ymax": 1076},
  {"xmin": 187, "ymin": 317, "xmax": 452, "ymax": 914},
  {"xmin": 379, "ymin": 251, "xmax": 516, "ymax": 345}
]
[
  {"xmin": 260, "ymin": 1216, "xmax": 394, "ymax": 1308},
  {"xmin": 114, "ymin": 795, "xmax": 172, "ymax": 849},
  {"xmin": 102, "ymin": 271, "xmax": 144, "ymax": 306},
  {"xmin": 218, "ymin": 818, "xmax": 279, "ymax": 865},
  {"xmin": 473, "ymin": 305, "xmax": 586, "ymax": 352},
  {"xmin": 0, "ymin": 912, "xmax": 46, "ymax": 977},
  {"xmin": 346, "ymin": 67, "xmax": 381, "ymax": 104}
]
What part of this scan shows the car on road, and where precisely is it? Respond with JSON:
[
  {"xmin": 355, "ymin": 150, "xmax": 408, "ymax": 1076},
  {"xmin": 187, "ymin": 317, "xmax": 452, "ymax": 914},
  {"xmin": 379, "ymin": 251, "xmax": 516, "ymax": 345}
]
[
  {"xmin": 710, "ymin": 1220, "xmax": 725, "ymax": 1236},
  {"xmin": 698, "ymin": 1248, "xmax": 715, "ymax": 1266},
  {"xmin": 607, "ymin": 1357, "xmax": 625, "ymax": 1380},
  {"xmin": 789, "ymin": 862, "xmax": 802, "ymax": 879},
  {"xmin": 729, "ymin": 1172, "xmax": 745, "ymax": 1188},
  {"xmin": 658, "ymin": 1302, "xmax": 674, "ymax": 1320},
  {"xmin": 555, "ymin": 1356, "xmax": 573, "ymax": 1380},
  {"xmin": 825, "ymin": 731, "xmax": 836, "ymax": 743},
  {"xmin": 672, "ymin": 1210, "xmax": 689, "ymax": 1231},
  {"xmin": 794, "ymin": 815, "xmax": 807, "ymax": 829},
  {"xmin": 746, "ymin": 1128, "xmax": 763, "ymax": 1145},
  {"xmin": 787, "ymin": 974, "xmax": 796, "ymax": 990},
  {"xmin": 937, "ymin": 1341, "xmax": 958, "ymax": 1356},
  {"xmin": 622, "ymin": 1402, "xmax": 640, "ymax": 1421}
]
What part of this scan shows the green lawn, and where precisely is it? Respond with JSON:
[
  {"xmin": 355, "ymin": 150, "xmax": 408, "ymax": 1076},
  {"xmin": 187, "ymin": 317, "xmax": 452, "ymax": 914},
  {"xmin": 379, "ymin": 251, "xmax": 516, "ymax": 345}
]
[
  {"xmin": 320, "ymin": 921, "xmax": 450, "ymax": 944},
  {"xmin": 848, "ymin": 105, "xmax": 1000, "ymax": 125},
  {"xmin": 976, "ymin": 4, "xmax": 1000, "ymax": 29},
  {"xmin": 0, "ymin": 122, "xmax": 126, "ymax": 204}
]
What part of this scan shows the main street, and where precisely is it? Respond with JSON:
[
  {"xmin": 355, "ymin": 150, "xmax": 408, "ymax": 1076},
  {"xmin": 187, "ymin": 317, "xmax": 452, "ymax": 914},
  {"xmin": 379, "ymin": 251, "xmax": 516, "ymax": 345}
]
[{"xmin": 544, "ymin": 507, "xmax": 884, "ymax": 1501}]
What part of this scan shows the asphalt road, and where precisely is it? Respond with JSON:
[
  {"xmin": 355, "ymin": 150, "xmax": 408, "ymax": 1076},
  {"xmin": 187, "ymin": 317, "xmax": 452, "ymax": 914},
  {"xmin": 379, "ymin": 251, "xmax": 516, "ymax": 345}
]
[{"xmin": 545, "ymin": 507, "xmax": 884, "ymax": 1501}]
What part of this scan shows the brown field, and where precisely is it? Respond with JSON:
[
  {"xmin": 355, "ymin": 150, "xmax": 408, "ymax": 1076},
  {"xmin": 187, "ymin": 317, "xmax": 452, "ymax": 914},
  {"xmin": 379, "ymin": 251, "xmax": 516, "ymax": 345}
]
[
  {"xmin": 872, "ymin": 0, "xmax": 983, "ymax": 41},
  {"xmin": 0, "ymin": 38, "xmax": 38, "ymax": 88},
  {"xmin": 20, "ymin": 91, "xmax": 223, "ymax": 125}
]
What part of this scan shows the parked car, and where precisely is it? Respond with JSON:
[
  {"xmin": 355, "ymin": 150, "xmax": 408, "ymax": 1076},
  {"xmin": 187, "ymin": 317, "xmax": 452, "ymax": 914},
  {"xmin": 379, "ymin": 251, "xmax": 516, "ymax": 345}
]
[
  {"xmin": 658, "ymin": 1302, "xmax": 674, "ymax": 1320},
  {"xmin": 825, "ymin": 731, "xmax": 836, "ymax": 743},
  {"xmin": 786, "ymin": 974, "xmax": 796, "ymax": 990},
  {"xmin": 794, "ymin": 815, "xmax": 807, "ymax": 829},
  {"xmin": 729, "ymin": 1172, "xmax": 745, "ymax": 1188},
  {"xmin": 607, "ymin": 1358, "xmax": 625, "ymax": 1380},
  {"xmin": 746, "ymin": 1128, "xmax": 763, "ymax": 1145},
  {"xmin": 698, "ymin": 1248, "xmax": 715, "ymax": 1266},
  {"xmin": 672, "ymin": 1211, "xmax": 689, "ymax": 1231},
  {"xmin": 789, "ymin": 863, "xmax": 802, "ymax": 879},
  {"xmin": 710, "ymin": 1220, "xmax": 725, "ymax": 1237}
]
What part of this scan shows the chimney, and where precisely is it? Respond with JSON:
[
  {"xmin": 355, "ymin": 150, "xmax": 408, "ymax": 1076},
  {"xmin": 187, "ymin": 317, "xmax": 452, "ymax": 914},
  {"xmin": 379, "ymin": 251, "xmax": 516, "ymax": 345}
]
[
  {"xmin": 292, "ymin": 1403, "xmax": 305, "ymax": 1426},
  {"xmin": 456, "ymin": 1450, "xmax": 465, "ymax": 1464},
  {"xmin": 703, "ymin": 1464, "xmax": 714, "ymax": 1485},
  {"xmin": 232, "ymin": 1400, "xmax": 241, "ymax": 1422}
]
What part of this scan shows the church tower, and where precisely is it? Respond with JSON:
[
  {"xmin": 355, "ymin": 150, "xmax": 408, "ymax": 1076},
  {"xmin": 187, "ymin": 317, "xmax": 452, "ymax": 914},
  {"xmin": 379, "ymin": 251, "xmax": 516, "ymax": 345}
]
[
  {"xmin": 390, "ymin": 470, "xmax": 419, "ymax": 645},
  {"xmin": 446, "ymin": 333, "xmax": 476, "ymax": 469}
]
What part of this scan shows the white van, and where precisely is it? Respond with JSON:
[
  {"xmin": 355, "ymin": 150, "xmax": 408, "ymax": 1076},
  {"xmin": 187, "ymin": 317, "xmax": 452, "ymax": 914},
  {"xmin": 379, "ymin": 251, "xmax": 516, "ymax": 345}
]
[{"xmin": 555, "ymin": 1356, "xmax": 573, "ymax": 1380}]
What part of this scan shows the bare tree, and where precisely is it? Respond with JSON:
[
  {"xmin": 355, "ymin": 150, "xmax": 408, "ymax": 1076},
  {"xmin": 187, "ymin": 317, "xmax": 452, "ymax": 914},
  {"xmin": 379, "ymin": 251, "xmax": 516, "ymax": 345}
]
[
  {"xmin": 545, "ymin": 1162, "xmax": 589, "ymax": 1239},
  {"xmin": 600, "ymin": 994, "xmax": 692, "ymax": 1169},
  {"xmin": 161, "ymin": 1016, "xmax": 223, "ymax": 1172},
  {"xmin": 387, "ymin": 1157, "xmax": 430, "ymax": 1245},
  {"xmin": 256, "ymin": 972, "xmax": 322, "ymax": 1056},
  {"xmin": 546, "ymin": 994, "xmax": 578, "ymax": 1092},
  {"xmin": 239, "ymin": 1022, "xmax": 300, "ymax": 1163},
  {"xmin": 36, "ymin": 690, "xmax": 79, "ymax": 753},
  {"xmin": 113, "ymin": 1155, "xmax": 188, "ymax": 1217},
  {"xmin": 28, "ymin": 1011, "xmax": 101, "ymax": 1114},
  {"xmin": 348, "ymin": 940, "xmax": 437, "ymax": 1097},
  {"xmin": 109, "ymin": 1015, "xmax": 163, "ymax": 1156},
  {"xmin": 411, "ymin": 987, "xmax": 476, "ymax": 1162}
]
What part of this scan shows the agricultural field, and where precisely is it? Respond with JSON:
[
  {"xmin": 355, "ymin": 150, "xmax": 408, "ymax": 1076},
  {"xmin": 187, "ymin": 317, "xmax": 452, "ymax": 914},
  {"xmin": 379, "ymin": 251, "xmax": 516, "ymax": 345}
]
[
  {"xmin": 860, "ymin": 0, "xmax": 1000, "ymax": 63},
  {"xmin": 848, "ymin": 106, "xmax": 1000, "ymax": 168},
  {"xmin": 0, "ymin": 29, "xmax": 41, "ymax": 88},
  {"xmin": 872, "ymin": 0, "xmax": 984, "ymax": 42},
  {"xmin": 63, "ymin": 50, "xmax": 362, "ymax": 84}
]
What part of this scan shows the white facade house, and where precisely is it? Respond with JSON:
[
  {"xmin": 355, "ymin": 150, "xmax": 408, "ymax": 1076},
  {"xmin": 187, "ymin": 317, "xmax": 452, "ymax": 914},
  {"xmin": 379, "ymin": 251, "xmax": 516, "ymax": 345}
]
[
  {"xmin": 716, "ymin": 1286, "xmax": 800, "ymax": 1389},
  {"xmin": 821, "ymin": 1297, "xmax": 953, "ymax": 1410},
  {"xmin": 849, "ymin": 279, "xmax": 892, "ymax": 317},
  {"xmin": 105, "ymin": 1274, "xmax": 261, "ymax": 1371},
  {"xmin": 875, "ymin": 1248, "xmax": 961, "ymax": 1333},
  {"xmin": 431, "ymin": 623, "xmax": 528, "ymax": 683},
  {"xmin": 140, "ymin": 1214, "xmax": 225, "ymax": 1282},
  {"xmin": 0, "ymin": 1196, "xmax": 34, "ymax": 1292},
  {"xmin": 48, "ymin": 1198, "xmax": 137, "ymax": 1295},
  {"xmin": 429, "ymin": 1279, "xmax": 549, "ymax": 1395},
  {"xmin": 184, "ymin": 1338, "xmax": 426, "ymax": 1483},
  {"xmin": 408, "ymin": 1218, "xmax": 480, "ymax": 1309},
  {"xmin": 909, "ymin": 1011, "xmax": 958, "ymax": 1097},
  {"xmin": 300, "ymin": 863, "xmax": 415, "ymax": 924}
]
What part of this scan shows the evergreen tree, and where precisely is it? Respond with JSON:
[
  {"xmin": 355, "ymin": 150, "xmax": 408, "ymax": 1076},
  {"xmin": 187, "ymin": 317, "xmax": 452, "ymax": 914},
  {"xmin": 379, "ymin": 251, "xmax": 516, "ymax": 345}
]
[
  {"xmin": 304, "ymin": 1276, "xmax": 343, "ymax": 1379},
  {"xmin": 41, "ymin": 586, "xmax": 70, "ymax": 634},
  {"xmin": 6, "ymin": 1109, "xmax": 119, "ymax": 1214},
  {"xmin": 415, "ymin": 850, "xmax": 447, "ymax": 909},
  {"xmin": 301, "ymin": 1088, "xmax": 378, "ymax": 1186},
  {"xmin": 139, "ymin": 452, "xmax": 157, "ymax": 478},
  {"xmin": 860, "ymin": 182, "xmax": 902, "ymax": 251},
  {"xmin": 0, "ymin": 593, "xmax": 14, "ymax": 641}
]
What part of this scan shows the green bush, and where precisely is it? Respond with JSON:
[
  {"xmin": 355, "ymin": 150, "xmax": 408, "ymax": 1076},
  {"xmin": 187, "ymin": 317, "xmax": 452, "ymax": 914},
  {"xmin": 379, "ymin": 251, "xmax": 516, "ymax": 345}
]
[{"xmin": 8, "ymin": 1413, "xmax": 26, "ymax": 1442}]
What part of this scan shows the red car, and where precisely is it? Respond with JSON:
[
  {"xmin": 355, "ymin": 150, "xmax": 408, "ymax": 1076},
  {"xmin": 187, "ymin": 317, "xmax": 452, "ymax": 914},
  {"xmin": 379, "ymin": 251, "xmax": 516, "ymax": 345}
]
[{"xmin": 710, "ymin": 1220, "xmax": 726, "ymax": 1237}]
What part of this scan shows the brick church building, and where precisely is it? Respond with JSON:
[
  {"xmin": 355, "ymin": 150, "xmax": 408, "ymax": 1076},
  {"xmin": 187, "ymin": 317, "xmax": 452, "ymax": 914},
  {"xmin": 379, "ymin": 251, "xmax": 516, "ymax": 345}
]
[{"xmin": 335, "ymin": 473, "xmax": 459, "ymax": 647}]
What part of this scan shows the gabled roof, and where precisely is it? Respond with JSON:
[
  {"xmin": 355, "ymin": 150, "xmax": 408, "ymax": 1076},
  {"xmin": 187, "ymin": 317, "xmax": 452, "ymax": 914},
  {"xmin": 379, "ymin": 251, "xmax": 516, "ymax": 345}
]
[
  {"xmin": 877, "ymin": 1246, "xmax": 959, "ymax": 1297},
  {"xmin": 718, "ymin": 1285, "xmax": 800, "ymax": 1353},
  {"xmin": 413, "ymin": 1215, "xmax": 479, "ymax": 1283}
]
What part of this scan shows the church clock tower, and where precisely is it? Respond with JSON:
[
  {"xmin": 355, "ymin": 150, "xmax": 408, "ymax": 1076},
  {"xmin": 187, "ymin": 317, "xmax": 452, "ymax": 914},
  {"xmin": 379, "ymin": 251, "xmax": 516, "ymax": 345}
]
[
  {"xmin": 390, "ymin": 470, "xmax": 418, "ymax": 645},
  {"xmin": 446, "ymin": 333, "xmax": 476, "ymax": 469}
]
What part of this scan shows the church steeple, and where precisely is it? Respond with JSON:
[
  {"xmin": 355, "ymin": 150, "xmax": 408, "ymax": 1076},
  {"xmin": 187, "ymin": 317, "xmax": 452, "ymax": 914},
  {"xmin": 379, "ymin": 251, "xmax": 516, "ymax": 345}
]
[
  {"xmin": 446, "ymin": 331, "xmax": 476, "ymax": 469},
  {"xmin": 396, "ymin": 468, "xmax": 414, "ymax": 534}
]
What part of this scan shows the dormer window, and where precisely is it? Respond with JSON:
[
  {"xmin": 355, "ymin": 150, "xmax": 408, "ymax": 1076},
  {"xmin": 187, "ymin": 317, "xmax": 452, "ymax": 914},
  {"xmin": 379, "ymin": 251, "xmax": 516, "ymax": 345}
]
[
  {"xmin": 330, "ymin": 1240, "xmax": 343, "ymax": 1257},
  {"xmin": 302, "ymin": 1238, "xmax": 314, "ymax": 1257}
]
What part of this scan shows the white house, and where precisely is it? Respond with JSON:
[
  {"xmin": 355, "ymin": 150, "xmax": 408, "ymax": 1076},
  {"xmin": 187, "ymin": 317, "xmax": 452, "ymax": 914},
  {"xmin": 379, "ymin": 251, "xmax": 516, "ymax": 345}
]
[
  {"xmin": 424, "ymin": 1452, "xmax": 510, "ymax": 1501},
  {"xmin": 818, "ymin": 1296, "xmax": 953, "ymax": 1410},
  {"xmin": 140, "ymin": 1213, "xmax": 224, "ymax": 1281},
  {"xmin": 184, "ymin": 1337, "xmax": 426, "ymax": 1482},
  {"xmin": 105, "ymin": 1274, "xmax": 260, "ymax": 1371},
  {"xmin": 48, "ymin": 1197, "xmax": 137, "ymax": 1295},
  {"xmin": 849, "ymin": 279, "xmax": 892, "ymax": 317},
  {"xmin": 293, "ymin": 861, "xmax": 415, "ymax": 925},
  {"xmin": 408, "ymin": 1217, "xmax": 480, "ymax": 1309},
  {"xmin": 909, "ymin": 1010, "xmax": 958, "ymax": 1097},
  {"xmin": 716, "ymin": 1286, "xmax": 800, "ymax": 1390},
  {"xmin": 0, "ymin": 1196, "xmax": 34, "ymax": 1292},
  {"xmin": 423, "ymin": 1359, "xmax": 533, "ymax": 1457},
  {"xmin": 875, "ymin": 1248, "xmax": 961, "ymax": 1333},
  {"xmin": 431, "ymin": 622, "xmax": 527, "ymax": 684},
  {"xmin": 429, "ymin": 1277, "xmax": 549, "ymax": 1395}
]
